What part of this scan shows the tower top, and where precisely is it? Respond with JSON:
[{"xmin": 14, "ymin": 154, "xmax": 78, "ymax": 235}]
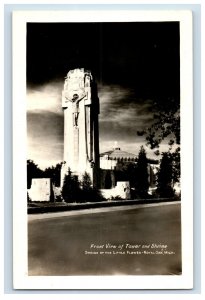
[{"xmin": 66, "ymin": 68, "xmax": 93, "ymax": 80}]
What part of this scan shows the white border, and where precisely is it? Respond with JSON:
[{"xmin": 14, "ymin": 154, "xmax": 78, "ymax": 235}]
[{"xmin": 12, "ymin": 10, "xmax": 193, "ymax": 290}]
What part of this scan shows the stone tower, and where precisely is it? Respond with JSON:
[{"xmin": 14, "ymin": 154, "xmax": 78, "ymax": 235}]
[{"xmin": 61, "ymin": 68, "xmax": 100, "ymax": 188}]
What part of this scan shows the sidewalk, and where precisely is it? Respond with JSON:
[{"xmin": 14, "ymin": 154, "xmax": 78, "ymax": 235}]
[
  {"xmin": 28, "ymin": 201, "xmax": 181, "ymax": 221},
  {"xmin": 28, "ymin": 197, "xmax": 180, "ymax": 217}
]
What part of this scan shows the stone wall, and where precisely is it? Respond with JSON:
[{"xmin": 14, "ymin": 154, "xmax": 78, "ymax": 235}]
[
  {"xmin": 28, "ymin": 178, "xmax": 53, "ymax": 202},
  {"xmin": 101, "ymin": 181, "xmax": 130, "ymax": 200}
]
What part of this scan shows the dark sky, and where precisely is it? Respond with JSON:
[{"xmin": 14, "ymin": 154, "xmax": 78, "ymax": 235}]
[{"xmin": 26, "ymin": 22, "xmax": 180, "ymax": 169}]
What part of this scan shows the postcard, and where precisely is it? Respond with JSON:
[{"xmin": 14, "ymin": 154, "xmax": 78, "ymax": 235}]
[{"xmin": 12, "ymin": 9, "xmax": 193, "ymax": 289}]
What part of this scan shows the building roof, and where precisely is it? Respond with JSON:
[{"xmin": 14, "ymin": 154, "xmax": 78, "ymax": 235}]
[
  {"xmin": 100, "ymin": 147, "xmax": 137, "ymax": 161},
  {"xmin": 100, "ymin": 147, "xmax": 159, "ymax": 164}
]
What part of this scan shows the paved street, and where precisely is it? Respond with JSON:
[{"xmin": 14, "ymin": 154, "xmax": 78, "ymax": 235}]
[{"xmin": 28, "ymin": 202, "xmax": 181, "ymax": 275}]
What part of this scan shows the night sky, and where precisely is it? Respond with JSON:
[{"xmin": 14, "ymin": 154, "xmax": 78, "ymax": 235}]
[{"xmin": 27, "ymin": 22, "xmax": 180, "ymax": 169}]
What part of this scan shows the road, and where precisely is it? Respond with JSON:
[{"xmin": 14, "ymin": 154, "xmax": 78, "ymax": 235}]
[{"xmin": 28, "ymin": 202, "xmax": 181, "ymax": 276}]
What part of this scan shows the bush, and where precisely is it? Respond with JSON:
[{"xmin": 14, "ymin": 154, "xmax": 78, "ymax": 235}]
[
  {"xmin": 62, "ymin": 170, "xmax": 105, "ymax": 203},
  {"xmin": 81, "ymin": 172, "xmax": 105, "ymax": 202},
  {"xmin": 61, "ymin": 169, "xmax": 82, "ymax": 202},
  {"xmin": 55, "ymin": 194, "xmax": 63, "ymax": 202},
  {"xmin": 109, "ymin": 195, "xmax": 123, "ymax": 201}
]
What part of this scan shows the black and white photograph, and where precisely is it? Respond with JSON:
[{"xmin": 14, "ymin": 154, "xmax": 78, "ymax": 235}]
[{"xmin": 12, "ymin": 9, "xmax": 193, "ymax": 289}]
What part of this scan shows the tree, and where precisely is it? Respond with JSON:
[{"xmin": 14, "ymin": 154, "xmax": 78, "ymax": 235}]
[
  {"xmin": 113, "ymin": 160, "xmax": 138, "ymax": 188},
  {"xmin": 135, "ymin": 146, "xmax": 149, "ymax": 197},
  {"xmin": 156, "ymin": 152, "xmax": 175, "ymax": 198},
  {"xmin": 27, "ymin": 159, "xmax": 43, "ymax": 189},
  {"xmin": 125, "ymin": 163, "xmax": 138, "ymax": 188},
  {"xmin": 81, "ymin": 172, "xmax": 92, "ymax": 191},
  {"xmin": 61, "ymin": 168, "xmax": 82, "ymax": 202},
  {"xmin": 62, "ymin": 169, "xmax": 105, "ymax": 203},
  {"xmin": 81, "ymin": 172, "xmax": 93, "ymax": 202},
  {"xmin": 170, "ymin": 147, "xmax": 180, "ymax": 185},
  {"xmin": 44, "ymin": 162, "xmax": 63, "ymax": 187},
  {"xmin": 81, "ymin": 172, "xmax": 104, "ymax": 202},
  {"xmin": 137, "ymin": 98, "xmax": 180, "ymax": 191},
  {"xmin": 137, "ymin": 98, "xmax": 180, "ymax": 150}
]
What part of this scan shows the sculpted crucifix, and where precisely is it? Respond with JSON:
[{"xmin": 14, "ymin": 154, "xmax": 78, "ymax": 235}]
[
  {"xmin": 71, "ymin": 93, "xmax": 86, "ymax": 127},
  {"xmin": 64, "ymin": 91, "xmax": 86, "ymax": 127}
]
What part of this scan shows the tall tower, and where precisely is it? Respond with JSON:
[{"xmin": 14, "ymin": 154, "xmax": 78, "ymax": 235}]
[{"xmin": 61, "ymin": 68, "xmax": 100, "ymax": 188}]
